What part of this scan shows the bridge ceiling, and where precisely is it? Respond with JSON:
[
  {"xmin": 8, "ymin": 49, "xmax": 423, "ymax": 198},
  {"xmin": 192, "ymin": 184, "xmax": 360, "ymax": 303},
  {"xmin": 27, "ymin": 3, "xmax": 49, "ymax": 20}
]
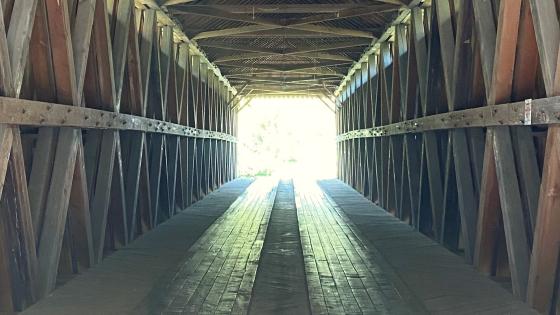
[{"xmin": 162, "ymin": 0, "xmax": 408, "ymax": 97}]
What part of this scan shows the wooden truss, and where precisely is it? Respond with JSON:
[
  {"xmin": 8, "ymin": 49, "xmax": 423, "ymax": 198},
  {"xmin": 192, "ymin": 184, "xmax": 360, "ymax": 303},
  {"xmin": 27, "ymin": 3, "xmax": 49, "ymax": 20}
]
[
  {"xmin": 0, "ymin": 0, "xmax": 237, "ymax": 311},
  {"xmin": 337, "ymin": 0, "xmax": 560, "ymax": 312}
]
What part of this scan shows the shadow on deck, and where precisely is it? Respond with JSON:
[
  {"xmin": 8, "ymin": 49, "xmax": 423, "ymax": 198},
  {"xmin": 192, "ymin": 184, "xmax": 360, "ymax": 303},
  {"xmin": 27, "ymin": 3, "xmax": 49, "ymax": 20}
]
[{"xmin": 22, "ymin": 178, "xmax": 536, "ymax": 314}]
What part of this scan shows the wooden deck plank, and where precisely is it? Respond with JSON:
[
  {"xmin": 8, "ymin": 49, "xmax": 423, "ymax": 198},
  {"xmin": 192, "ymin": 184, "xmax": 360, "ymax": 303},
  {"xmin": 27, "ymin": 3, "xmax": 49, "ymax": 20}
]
[
  {"xmin": 21, "ymin": 178, "xmax": 541, "ymax": 314},
  {"xmin": 248, "ymin": 180, "xmax": 310, "ymax": 315},
  {"xmin": 156, "ymin": 178, "xmax": 276, "ymax": 314},
  {"xmin": 21, "ymin": 179, "xmax": 252, "ymax": 315},
  {"xmin": 296, "ymin": 180, "xmax": 424, "ymax": 314},
  {"xmin": 319, "ymin": 179, "xmax": 538, "ymax": 315}
]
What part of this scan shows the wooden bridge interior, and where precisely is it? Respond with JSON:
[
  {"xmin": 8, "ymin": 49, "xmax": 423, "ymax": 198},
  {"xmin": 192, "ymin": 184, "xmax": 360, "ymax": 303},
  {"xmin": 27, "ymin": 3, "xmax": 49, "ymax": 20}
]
[{"xmin": 0, "ymin": 0, "xmax": 559, "ymax": 314}]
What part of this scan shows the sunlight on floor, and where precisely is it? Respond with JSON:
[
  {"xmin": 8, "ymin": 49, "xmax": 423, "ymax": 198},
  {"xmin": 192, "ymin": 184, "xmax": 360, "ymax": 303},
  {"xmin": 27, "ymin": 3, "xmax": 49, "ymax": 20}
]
[{"xmin": 237, "ymin": 96, "xmax": 336, "ymax": 180}]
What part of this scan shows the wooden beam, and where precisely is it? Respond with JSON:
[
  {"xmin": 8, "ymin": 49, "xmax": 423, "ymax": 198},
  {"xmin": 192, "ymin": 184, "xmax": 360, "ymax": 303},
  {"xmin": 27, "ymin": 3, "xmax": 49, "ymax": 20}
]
[
  {"xmin": 133, "ymin": 1, "xmax": 237, "ymax": 95},
  {"xmin": 527, "ymin": 0, "xmax": 560, "ymax": 311},
  {"xmin": 170, "ymin": 3, "xmax": 398, "ymax": 13},
  {"xmin": 214, "ymin": 52, "xmax": 354, "ymax": 63},
  {"xmin": 285, "ymin": 5, "xmax": 398, "ymax": 26},
  {"xmin": 473, "ymin": 0, "xmax": 531, "ymax": 299},
  {"xmin": 0, "ymin": 2, "xmax": 41, "ymax": 309},
  {"xmin": 291, "ymin": 24, "xmax": 375, "ymax": 39},
  {"xmin": 233, "ymin": 78, "xmax": 338, "ymax": 88},
  {"xmin": 201, "ymin": 39, "xmax": 370, "ymax": 55},
  {"xmin": 218, "ymin": 61, "xmax": 350, "ymax": 72},
  {"xmin": 7, "ymin": 0, "xmax": 40, "ymax": 97},
  {"xmin": 163, "ymin": 0, "xmax": 196, "ymax": 6},
  {"xmin": 186, "ymin": 7, "xmax": 376, "ymax": 39},
  {"xmin": 246, "ymin": 86, "xmax": 325, "ymax": 93},
  {"xmin": 0, "ymin": 4, "xmax": 14, "ymax": 97},
  {"xmin": 224, "ymin": 64, "xmax": 346, "ymax": 75},
  {"xmin": 193, "ymin": 25, "xmax": 278, "ymax": 40},
  {"xmin": 0, "ymin": 126, "xmax": 13, "ymax": 198},
  {"xmin": 34, "ymin": 0, "xmax": 89, "ymax": 297},
  {"xmin": 334, "ymin": 6, "xmax": 413, "ymax": 97},
  {"xmin": 434, "ymin": 0, "xmax": 478, "ymax": 263},
  {"xmin": 201, "ymin": 28, "xmax": 385, "ymax": 39}
]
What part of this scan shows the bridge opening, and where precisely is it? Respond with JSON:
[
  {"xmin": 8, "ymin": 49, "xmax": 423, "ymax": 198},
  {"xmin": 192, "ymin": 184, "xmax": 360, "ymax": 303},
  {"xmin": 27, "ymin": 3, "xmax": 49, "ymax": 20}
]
[{"xmin": 238, "ymin": 96, "xmax": 336, "ymax": 179}]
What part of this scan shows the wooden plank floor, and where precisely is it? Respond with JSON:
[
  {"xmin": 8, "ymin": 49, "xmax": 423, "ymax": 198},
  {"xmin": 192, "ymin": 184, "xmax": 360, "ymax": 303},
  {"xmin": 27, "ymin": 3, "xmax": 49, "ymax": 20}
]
[
  {"xmin": 296, "ymin": 180, "xmax": 426, "ymax": 315},
  {"xmin": 21, "ymin": 178, "xmax": 538, "ymax": 314},
  {"xmin": 318, "ymin": 179, "xmax": 538, "ymax": 315},
  {"xmin": 248, "ymin": 180, "xmax": 310, "ymax": 315},
  {"xmin": 153, "ymin": 178, "xmax": 277, "ymax": 314},
  {"xmin": 22, "ymin": 179, "xmax": 253, "ymax": 315}
]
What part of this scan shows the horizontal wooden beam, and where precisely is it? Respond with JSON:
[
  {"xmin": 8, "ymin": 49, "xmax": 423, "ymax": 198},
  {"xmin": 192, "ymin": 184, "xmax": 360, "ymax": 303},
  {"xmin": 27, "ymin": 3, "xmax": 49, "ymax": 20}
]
[
  {"xmin": 169, "ymin": 3, "xmax": 400, "ymax": 13},
  {"xmin": 200, "ymin": 39, "xmax": 369, "ymax": 55},
  {"xmin": 252, "ymin": 90, "xmax": 325, "ymax": 96},
  {"xmin": 230, "ymin": 77, "xmax": 339, "ymax": 86},
  {"xmin": 214, "ymin": 52, "xmax": 354, "ymax": 63},
  {"xmin": 226, "ymin": 73, "xmax": 342, "ymax": 79},
  {"xmin": 193, "ymin": 25, "xmax": 278, "ymax": 40},
  {"xmin": 193, "ymin": 24, "xmax": 374, "ymax": 40},
  {"xmin": 282, "ymin": 40, "xmax": 372, "ymax": 55},
  {"xmin": 290, "ymin": 24, "xmax": 378, "ymax": 39},
  {"xmin": 223, "ymin": 67, "xmax": 346, "ymax": 77},
  {"xmin": 184, "ymin": 7, "xmax": 375, "ymax": 39},
  {"xmin": 0, "ymin": 97, "xmax": 236, "ymax": 142},
  {"xmin": 161, "ymin": 0, "xmax": 196, "ymax": 6},
  {"xmin": 337, "ymin": 97, "xmax": 559, "ymax": 140},
  {"xmin": 285, "ymin": 5, "xmax": 397, "ymax": 26},
  {"xmin": 193, "ymin": 28, "xmax": 385, "ymax": 39},
  {"xmin": 246, "ymin": 85, "xmax": 327, "ymax": 92},
  {"xmin": 218, "ymin": 61, "xmax": 351, "ymax": 72},
  {"xmin": 198, "ymin": 43, "xmax": 278, "ymax": 55}
]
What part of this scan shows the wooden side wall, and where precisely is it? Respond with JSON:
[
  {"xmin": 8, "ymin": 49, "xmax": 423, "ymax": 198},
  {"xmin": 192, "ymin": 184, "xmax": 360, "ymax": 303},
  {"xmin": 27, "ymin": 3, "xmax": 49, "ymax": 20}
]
[
  {"xmin": 337, "ymin": 0, "xmax": 560, "ymax": 313},
  {"xmin": 0, "ymin": 0, "xmax": 237, "ymax": 311}
]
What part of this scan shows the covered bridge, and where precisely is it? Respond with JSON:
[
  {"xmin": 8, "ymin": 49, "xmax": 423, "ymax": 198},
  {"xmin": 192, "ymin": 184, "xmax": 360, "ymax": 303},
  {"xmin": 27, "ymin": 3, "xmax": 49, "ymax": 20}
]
[{"xmin": 0, "ymin": 0, "xmax": 557, "ymax": 314}]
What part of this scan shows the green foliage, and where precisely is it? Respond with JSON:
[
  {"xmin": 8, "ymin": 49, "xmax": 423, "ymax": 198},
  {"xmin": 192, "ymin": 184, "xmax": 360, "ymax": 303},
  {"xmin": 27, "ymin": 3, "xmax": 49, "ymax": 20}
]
[{"xmin": 239, "ymin": 113, "xmax": 299, "ymax": 177}]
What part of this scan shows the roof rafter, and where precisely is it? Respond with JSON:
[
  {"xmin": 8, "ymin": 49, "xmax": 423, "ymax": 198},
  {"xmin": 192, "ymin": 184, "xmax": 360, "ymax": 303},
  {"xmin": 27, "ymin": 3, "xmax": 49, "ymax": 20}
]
[
  {"xmin": 202, "ymin": 28, "xmax": 385, "ymax": 38},
  {"xmin": 226, "ymin": 73, "xmax": 343, "ymax": 80},
  {"xmin": 249, "ymin": 87, "xmax": 325, "ymax": 94},
  {"xmin": 179, "ymin": 7, "xmax": 377, "ymax": 39},
  {"xmin": 232, "ymin": 78, "xmax": 339, "ymax": 88},
  {"xmin": 193, "ymin": 25, "xmax": 279, "ymax": 40},
  {"xmin": 168, "ymin": 3, "xmax": 399, "ymax": 13},
  {"xmin": 224, "ymin": 68, "xmax": 345, "ymax": 77},
  {"xmin": 214, "ymin": 52, "xmax": 354, "ymax": 63},
  {"xmin": 200, "ymin": 39, "xmax": 371, "ymax": 55},
  {"xmin": 218, "ymin": 61, "xmax": 351, "ymax": 73},
  {"xmin": 285, "ymin": 5, "xmax": 398, "ymax": 26}
]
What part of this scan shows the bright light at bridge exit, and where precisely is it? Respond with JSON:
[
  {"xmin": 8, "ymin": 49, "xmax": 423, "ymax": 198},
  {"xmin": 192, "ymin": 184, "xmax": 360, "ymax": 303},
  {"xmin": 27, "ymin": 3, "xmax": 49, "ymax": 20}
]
[{"xmin": 237, "ymin": 97, "xmax": 336, "ymax": 179}]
